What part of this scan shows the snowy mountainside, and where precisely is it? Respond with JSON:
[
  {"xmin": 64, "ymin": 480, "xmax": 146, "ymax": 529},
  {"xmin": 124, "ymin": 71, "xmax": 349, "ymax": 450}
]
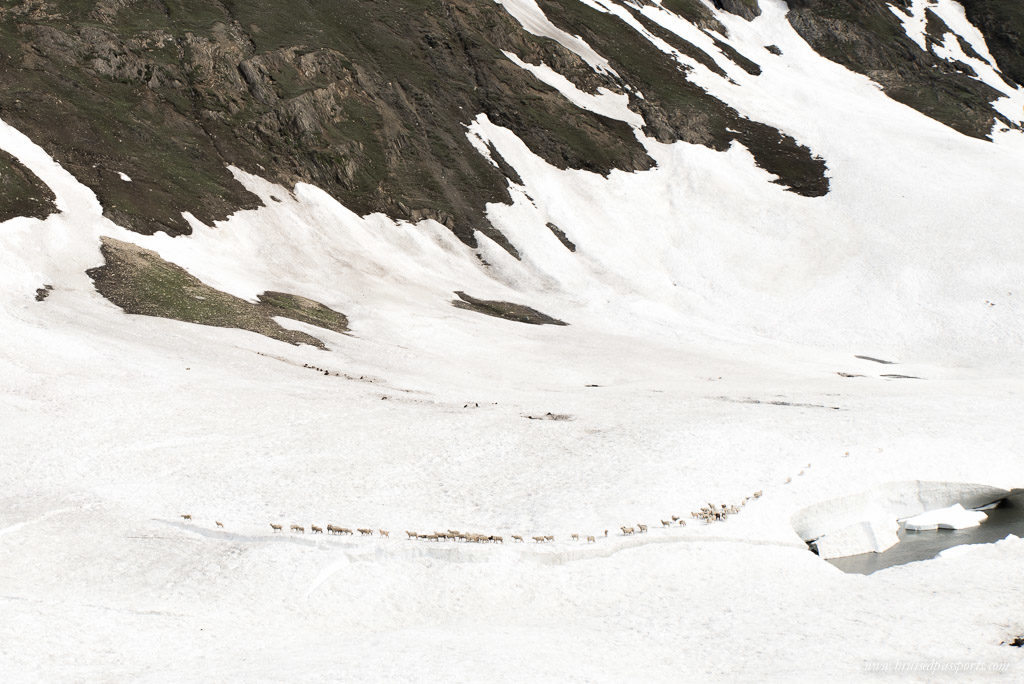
[{"xmin": 2, "ymin": 1, "xmax": 1024, "ymax": 681}]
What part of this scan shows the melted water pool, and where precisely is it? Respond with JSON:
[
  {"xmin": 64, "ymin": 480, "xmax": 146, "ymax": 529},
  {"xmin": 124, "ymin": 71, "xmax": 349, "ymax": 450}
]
[{"xmin": 827, "ymin": 490, "xmax": 1024, "ymax": 575}]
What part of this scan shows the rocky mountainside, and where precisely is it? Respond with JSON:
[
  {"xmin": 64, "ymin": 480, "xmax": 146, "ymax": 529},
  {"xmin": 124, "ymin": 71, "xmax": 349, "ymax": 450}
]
[
  {"xmin": 5, "ymin": 0, "xmax": 1016, "ymax": 250},
  {"xmin": 1, "ymin": 0, "xmax": 1023, "ymax": 351}
]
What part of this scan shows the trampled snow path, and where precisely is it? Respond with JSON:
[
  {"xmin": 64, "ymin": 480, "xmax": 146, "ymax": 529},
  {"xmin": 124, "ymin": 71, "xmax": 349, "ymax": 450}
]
[{"xmin": 2, "ymin": 0, "xmax": 1024, "ymax": 680}]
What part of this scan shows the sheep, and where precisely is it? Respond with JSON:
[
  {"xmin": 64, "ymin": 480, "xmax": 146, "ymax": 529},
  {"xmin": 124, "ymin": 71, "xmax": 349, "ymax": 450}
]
[
  {"xmin": 587, "ymin": 535, "xmax": 596, "ymax": 543},
  {"xmin": 270, "ymin": 523, "xmax": 283, "ymax": 533},
  {"xmin": 379, "ymin": 529, "xmax": 389, "ymax": 538},
  {"xmin": 290, "ymin": 525, "xmax": 304, "ymax": 533},
  {"xmin": 533, "ymin": 536, "xmax": 546, "ymax": 543},
  {"xmin": 215, "ymin": 521, "xmax": 224, "ymax": 528},
  {"xmin": 358, "ymin": 528, "xmax": 373, "ymax": 536},
  {"xmin": 311, "ymin": 525, "xmax": 323, "ymax": 534},
  {"xmin": 512, "ymin": 535, "xmax": 524, "ymax": 542},
  {"xmin": 491, "ymin": 535, "xmax": 503, "ymax": 544},
  {"xmin": 753, "ymin": 490, "xmax": 763, "ymax": 499},
  {"xmin": 661, "ymin": 520, "xmax": 671, "ymax": 527},
  {"xmin": 637, "ymin": 524, "xmax": 648, "ymax": 534},
  {"xmin": 406, "ymin": 530, "xmax": 417, "ymax": 539},
  {"xmin": 678, "ymin": 519, "xmax": 687, "ymax": 526},
  {"xmin": 338, "ymin": 527, "xmax": 353, "ymax": 535},
  {"xmin": 621, "ymin": 526, "xmax": 634, "ymax": 536},
  {"xmin": 571, "ymin": 533, "xmax": 579, "ymax": 541},
  {"xmin": 180, "ymin": 514, "xmax": 192, "ymax": 521},
  {"xmin": 544, "ymin": 535, "xmax": 554, "ymax": 542},
  {"xmin": 671, "ymin": 515, "xmax": 680, "ymax": 521}
]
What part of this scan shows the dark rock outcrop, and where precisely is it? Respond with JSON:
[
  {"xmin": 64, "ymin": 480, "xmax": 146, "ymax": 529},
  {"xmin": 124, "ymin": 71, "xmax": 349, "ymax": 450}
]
[
  {"xmin": 958, "ymin": 0, "xmax": 1024, "ymax": 88},
  {"xmin": 452, "ymin": 291, "xmax": 567, "ymax": 326},
  {"xmin": 0, "ymin": 148, "xmax": 57, "ymax": 222},
  {"xmin": 785, "ymin": 0, "xmax": 1010, "ymax": 139},
  {"xmin": 713, "ymin": 0, "xmax": 762, "ymax": 21},
  {"xmin": 537, "ymin": 0, "xmax": 829, "ymax": 196}
]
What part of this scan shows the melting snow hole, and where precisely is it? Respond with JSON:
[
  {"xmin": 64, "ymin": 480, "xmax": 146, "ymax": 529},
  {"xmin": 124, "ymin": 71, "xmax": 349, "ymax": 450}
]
[
  {"xmin": 827, "ymin": 493, "xmax": 1024, "ymax": 575},
  {"xmin": 792, "ymin": 482, "xmax": 1024, "ymax": 574}
]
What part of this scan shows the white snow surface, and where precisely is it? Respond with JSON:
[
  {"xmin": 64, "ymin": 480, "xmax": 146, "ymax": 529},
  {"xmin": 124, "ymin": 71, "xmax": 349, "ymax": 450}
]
[{"xmin": 3, "ymin": 0, "xmax": 1024, "ymax": 680}]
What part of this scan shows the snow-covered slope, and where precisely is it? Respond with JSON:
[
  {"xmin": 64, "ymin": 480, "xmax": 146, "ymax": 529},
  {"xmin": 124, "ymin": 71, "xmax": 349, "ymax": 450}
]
[{"xmin": 1, "ymin": 0, "xmax": 1023, "ymax": 680}]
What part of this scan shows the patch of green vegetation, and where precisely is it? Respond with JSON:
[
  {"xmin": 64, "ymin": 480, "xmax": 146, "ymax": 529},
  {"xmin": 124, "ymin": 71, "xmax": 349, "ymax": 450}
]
[
  {"xmin": 87, "ymin": 237, "xmax": 349, "ymax": 347},
  {"xmin": 0, "ymin": 149, "xmax": 57, "ymax": 222},
  {"xmin": 452, "ymin": 291, "xmax": 567, "ymax": 326},
  {"xmin": 257, "ymin": 291, "xmax": 349, "ymax": 334}
]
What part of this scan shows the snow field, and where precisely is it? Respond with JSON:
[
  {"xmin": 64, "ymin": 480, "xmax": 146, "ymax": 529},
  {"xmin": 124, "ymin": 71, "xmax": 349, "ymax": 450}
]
[{"xmin": 2, "ymin": 0, "xmax": 1024, "ymax": 679}]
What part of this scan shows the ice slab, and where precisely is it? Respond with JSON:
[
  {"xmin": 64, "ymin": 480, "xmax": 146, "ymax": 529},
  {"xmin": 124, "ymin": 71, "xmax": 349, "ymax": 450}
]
[
  {"xmin": 813, "ymin": 518, "xmax": 900, "ymax": 559},
  {"xmin": 903, "ymin": 503, "xmax": 988, "ymax": 531},
  {"xmin": 792, "ymin": 481, "xmax": 1008, "ymax": 542}
]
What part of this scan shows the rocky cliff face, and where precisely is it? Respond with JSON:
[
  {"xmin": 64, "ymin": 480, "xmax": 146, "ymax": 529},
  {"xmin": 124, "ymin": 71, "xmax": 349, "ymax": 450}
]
[
  {"xmin": 0, "ymin": 1, "xmax": 1020, "ymax": 249},
  {"xmin": 786, "ymin": 0, "xmax": 1011, "ymax": 138},
  {"xmin": 0, "ymin": 148, "xmax": 56, "ymax": 222}
]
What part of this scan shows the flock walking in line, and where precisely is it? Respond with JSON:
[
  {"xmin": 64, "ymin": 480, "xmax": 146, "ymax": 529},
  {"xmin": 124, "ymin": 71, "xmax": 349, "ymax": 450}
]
[{"xmin": 178, "ymin": 487, "xmax": 771, "ymax": 546}]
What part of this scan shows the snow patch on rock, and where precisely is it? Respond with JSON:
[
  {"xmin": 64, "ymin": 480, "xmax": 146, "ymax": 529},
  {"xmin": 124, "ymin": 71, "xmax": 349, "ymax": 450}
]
[{"xmin": 494, "ymin": 0, "xmax": 618, "ymax": 76}]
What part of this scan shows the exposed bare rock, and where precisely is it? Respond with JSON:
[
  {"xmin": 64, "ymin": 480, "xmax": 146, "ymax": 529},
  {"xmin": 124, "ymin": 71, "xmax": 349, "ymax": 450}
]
[
  {"xmin": 0, "ymin": 148, "xmax": 56, "ymax": 222},
  {"xmin": 452, "ymin": 291, "xmax": 567, "ymax": 326},
  {"xmin": 785, "ymin": 0, "xmax": 1009, "ymax": 139}
]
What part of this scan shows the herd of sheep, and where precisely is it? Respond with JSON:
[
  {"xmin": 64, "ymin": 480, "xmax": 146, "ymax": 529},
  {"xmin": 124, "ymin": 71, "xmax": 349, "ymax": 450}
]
[{"xmin": 179, "ymin": 490, "xmax": 766, "ymax": 544}]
